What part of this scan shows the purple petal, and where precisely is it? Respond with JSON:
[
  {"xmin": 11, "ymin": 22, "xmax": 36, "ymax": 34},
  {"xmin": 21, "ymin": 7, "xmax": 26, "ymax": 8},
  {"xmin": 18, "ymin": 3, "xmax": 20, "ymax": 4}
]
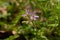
[
  {"xmin": 34, "ymin": 15, "xmax": 39, "ymax": 18},
  {"xmin": 33, "ymin": 15, "xmax": 39, "ymax": 20}
]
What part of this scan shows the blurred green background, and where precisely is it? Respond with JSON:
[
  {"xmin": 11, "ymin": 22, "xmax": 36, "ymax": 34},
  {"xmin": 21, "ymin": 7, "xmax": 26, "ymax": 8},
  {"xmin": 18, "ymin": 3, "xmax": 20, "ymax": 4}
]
[{"xmin": 0, "ymin": 0, "xmax": 60, "ymax": 40}]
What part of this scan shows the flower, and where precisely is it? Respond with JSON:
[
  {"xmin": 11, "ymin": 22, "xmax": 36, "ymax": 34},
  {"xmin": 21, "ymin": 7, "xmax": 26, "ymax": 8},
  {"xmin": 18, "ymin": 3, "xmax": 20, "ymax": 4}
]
[
  {"xmin": 22, "ymin": 4, "xmax": 39, "ymax": 20},
  {"xmin": 22, "ymin": 9, "xmax": 39, "ymax": 20}
]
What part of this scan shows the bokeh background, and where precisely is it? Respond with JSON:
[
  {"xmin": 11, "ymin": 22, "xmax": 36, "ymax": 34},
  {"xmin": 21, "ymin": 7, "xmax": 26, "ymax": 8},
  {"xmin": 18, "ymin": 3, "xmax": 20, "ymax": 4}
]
[{"xmin": 0, "ymin": 0, "xmax": 60, "ymax": 40}]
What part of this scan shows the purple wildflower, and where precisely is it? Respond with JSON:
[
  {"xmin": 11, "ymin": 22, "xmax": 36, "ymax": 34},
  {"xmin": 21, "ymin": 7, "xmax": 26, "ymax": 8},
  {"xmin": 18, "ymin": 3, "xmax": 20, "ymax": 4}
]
[{"xmin": 22, "ymin": 6, "xmax": 39, "ymax": 20}]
